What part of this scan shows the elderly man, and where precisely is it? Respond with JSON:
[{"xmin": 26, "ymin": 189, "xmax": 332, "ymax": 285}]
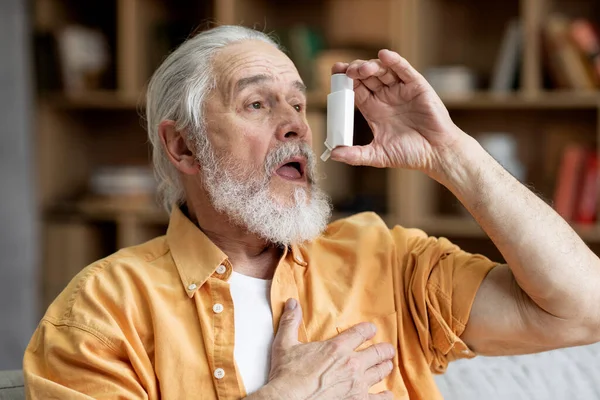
[{"xmin": 24, "ymin": 25, "xmax": 600, "ymax": 399}]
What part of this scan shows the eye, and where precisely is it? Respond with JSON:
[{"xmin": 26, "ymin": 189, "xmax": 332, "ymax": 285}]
[
  {"xmin": 249, "ymin": 101, "xmax": 262, "ymax": 110},
  {"xmin": 293, "ymin": 104, "xmax": 303, "ymax": 112}
]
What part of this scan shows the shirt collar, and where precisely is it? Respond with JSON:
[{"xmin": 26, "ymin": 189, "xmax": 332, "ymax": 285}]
[
  {"xmin": 167, "ymin": 207, "xmax": 228, "ymax": 298},
  {"xmin": 167, "ymin": 207, "xmax": 309, "ymax": 297},
  {"xmin": 290, "ymin": 243, "xmax": 307, "ymax": 266}
]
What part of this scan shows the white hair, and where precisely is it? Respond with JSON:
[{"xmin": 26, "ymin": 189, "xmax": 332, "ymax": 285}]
[{"xmin": 145, "ymin": 25, "xmax": 280, "ymax": 211}]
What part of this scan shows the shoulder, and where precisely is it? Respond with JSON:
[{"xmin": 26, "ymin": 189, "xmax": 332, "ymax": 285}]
[
  {"xmin": 41, "ymin": 236, "xmax": 173, "ymax": 344},
  {"xmin": 317, "ymin": 212, "xmax": 462, "ymax": 261},
  {"xmin": 324, "ymin": 212, "xmax": 390, "ymax": 237},
  {"xmin": 323, "ymin": 212, "xmax": 432, "ymax": 246},
  {"xmin": 305, "ymin": 212, "xmax": 402, "ymax": 264}
]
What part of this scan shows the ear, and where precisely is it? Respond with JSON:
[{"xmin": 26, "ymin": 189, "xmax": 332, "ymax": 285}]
[{"xmin": 158, "ymin": 120, "xmax": 199, "ymax": 175}]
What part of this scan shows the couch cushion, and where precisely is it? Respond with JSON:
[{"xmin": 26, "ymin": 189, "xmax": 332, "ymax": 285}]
[
  {"xmin": 434, "ymin": 342, "xmax": 600, "ymax": 400},
  {"xmin": 0, "ymin": 370, "xmax": 24, "ymax": 400}
]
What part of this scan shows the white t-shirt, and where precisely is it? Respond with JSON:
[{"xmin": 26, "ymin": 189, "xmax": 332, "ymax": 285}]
[{"xmin": 228, "ymin": 271, "xmax": 274, "ymax": 395}]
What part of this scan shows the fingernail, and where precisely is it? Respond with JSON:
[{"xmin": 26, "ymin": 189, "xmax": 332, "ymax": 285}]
[
  {"xmin": 387, "ymin": 360, "xmax": 394, "ymax": 369},
  {"xmin": 285, "ymin": 298, "xmax": 297, "ymax": 311}
]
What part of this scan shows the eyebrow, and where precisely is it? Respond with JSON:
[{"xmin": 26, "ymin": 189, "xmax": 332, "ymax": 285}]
[{"xmin": 233, "ymin": 74, "xmax": 307, "ymax": 97}]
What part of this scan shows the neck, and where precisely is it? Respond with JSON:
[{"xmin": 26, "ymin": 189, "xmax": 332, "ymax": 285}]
[{"xmin": 184, "ymin": 194, "xmax": 282, "ymax": 280}]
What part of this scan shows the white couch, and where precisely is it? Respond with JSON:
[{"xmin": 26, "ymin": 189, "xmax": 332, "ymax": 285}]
[
  {"xmin": 435, "ymin": 342, "xmax": 600, "ymax": 399},
  {"xmin": 6, "ymin": 344, "xmax": 599, "ymax": 399}
]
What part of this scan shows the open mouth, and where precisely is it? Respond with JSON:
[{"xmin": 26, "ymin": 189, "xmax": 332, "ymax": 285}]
[{"xmin": 275, "ymin": 157, "xmax": 307, "ymax": 182}]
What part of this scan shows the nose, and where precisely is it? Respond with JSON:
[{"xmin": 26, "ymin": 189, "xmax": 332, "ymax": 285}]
[{"xmin": 274, "ymin": 105, "xmax": 309, "ymax": 142}]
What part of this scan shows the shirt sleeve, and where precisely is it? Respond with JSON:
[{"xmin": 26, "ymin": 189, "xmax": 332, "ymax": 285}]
[
  {"xmin": 391, "ymin": 226, "xmax": 497, "ymax": 374},
  {"xmin": 23, "ymin": 319, "xmax": 148, "ymax": 399}
]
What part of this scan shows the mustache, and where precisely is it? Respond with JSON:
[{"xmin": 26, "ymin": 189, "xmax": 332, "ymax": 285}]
[{"xmin": 264, "ymin": 141, "xmax": 317, "ymax": 183}]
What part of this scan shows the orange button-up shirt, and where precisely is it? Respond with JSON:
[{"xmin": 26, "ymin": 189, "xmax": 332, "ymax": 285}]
[{"xmin": 24, "ymin": 208, "xmax": 496, "ymax": 399}]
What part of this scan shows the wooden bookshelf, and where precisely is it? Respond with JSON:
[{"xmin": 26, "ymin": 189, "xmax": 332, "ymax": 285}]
[{"xmin": 34, "ymin": 0, "xmax": 600, "ymax": 310}]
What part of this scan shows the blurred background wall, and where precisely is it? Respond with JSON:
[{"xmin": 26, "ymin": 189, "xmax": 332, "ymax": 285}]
[{"xmin": 0, "ymin": 0, "xmax": 38, "ymax": 369}]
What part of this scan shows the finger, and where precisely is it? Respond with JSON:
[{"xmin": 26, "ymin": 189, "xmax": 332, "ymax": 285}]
[
  {"xmin": 356, "ymin": 60, "xmax": 385, "ymax": 91},
  {"xmin": 353, "ymin": 81, "xmax": 372, "ymax": 106},
  {"xmin": 273, "ymin": 298, "xmax": 303, "ymax": 349},
  {"xmin": 346, "ymin": 59, "xmax": 400, "ymax": 90},
  {"xmin": 345, "ymin": 59, "xmax": 368, "ymax": 79},
  {"xmin": 330, "ymin": 322, "xmax": 376, "ymax": 350},
  {"xmin": 356, "ymin": 342, "xmax": 396, "ymax": 369},
  {"xmin": 364, "ymin": 360, "xmax": 394, "ymax": 388},
  {"xmin": 378, "ymin": 49, "xmax": 423, "ymax": 84},
  {"xmin": 355, "ymin": 60, "xmax": 399, "ymax": 91},
  {"xmin": 361, "ymin": 76, "xmax": 385, "ymax": 92},
  {"xmin": 331, "ymin": 62, "xmax": 349, "ymax": 74},
  {"xmin": 377, "ymin": 68, "xmax": 401, "ymax": 87},
  {"xmin": 369, "ymin": 390, "xmax": 394, "ymax": 400},
  {"xmin": 331, "ymin": 144, "xmax": 378, "ymax": 167}
]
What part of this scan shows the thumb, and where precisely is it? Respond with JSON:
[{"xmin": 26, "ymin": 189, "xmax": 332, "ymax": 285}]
[
  {"xmin": 331, "ymin": 144, "xmax": 378, "ymax": 167},
  {"xmin": 273, "ymin": 298, "xmax": 302, "ymax": 349}
]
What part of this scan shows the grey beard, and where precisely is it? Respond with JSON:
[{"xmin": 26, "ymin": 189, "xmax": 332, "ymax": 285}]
[{"xmin": 195, "ymin": 136, "xmax": 332, "ymax": 246}]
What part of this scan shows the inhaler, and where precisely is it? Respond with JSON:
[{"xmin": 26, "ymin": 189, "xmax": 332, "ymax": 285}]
[{"xmin": 320, "ymin": 74, "xmax": 355, "ymax": 161}]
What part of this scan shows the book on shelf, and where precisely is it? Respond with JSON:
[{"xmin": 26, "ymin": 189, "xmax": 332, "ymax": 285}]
[
  {"xmin": 543, "ymin": 14, "xmax": 599, "ymax": 90},
  {"xmin": 575, "ymin": 153, "xmax": 599, "ymax": 224},
  {"xmin": 553, "ymin": 144, "xmax": 600, "ymax": 224},
  {"xmin": 570, "ymin": 18, "xmax": 600, "ymax": 86},
  {"xmin": 490, "ymin": 19, "xmax": 522, "ymax": 93}
]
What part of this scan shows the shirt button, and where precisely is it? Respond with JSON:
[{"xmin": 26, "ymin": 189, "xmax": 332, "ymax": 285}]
[
  {"xmin": 214, "ymin": 368, "xmax": 225, "ymax": 379},
  {"xmin": 216, "ymin": 264, "xmax": 227, "ymax": 274},
  {"xmin": 187, "ymin": 283, "xmax": 197, "ymax": 290},
  {"xmin": 213, "ymin": 303, "xmax": 224, "ymax": 314}
]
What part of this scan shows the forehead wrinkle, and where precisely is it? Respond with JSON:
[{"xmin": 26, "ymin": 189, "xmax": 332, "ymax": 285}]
[
  {"xmin": 219, "ymin": 59, "xmax": 270, "ymax": 104},
  {"xmin": 215, "ymin": 51, "xmax": 304, "ymax": 104},
  {"xmin": 234, "ymin": 74, "xmax": 272, "ymax": 96}
]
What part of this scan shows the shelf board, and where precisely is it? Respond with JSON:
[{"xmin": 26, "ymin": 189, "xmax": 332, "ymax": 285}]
[
  {"xmin": 48, "ymin": 197, "xmax": 168, "ymax": 224},
  {"xmin": 41, "ymin": 90, "xmax": 600, "ymax": 111},
  {"xmin": 308, "ymin": 90, "xmax": 600, "ymax": 110},
  {"xmin": 415, "ymin": 216, "xmax": 485, "ymax": 238},
  {"xmin": 440, "ymin": 91, "xmax": 600, "ymax": 110},
  {"xmin": 41, "ymin": 91, "xmax": 143, "ymax": 110},
  {"xmin": 413, "ymin": 215, "xmax": 600, "ymax": 242}
]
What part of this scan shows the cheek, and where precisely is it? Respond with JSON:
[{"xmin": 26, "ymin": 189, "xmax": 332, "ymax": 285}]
[
  {"xmin": 223, "ymin": 134, "xmax": 270, "ymax": 171},
  {"xmin": 214, "ymin": 113, "xmax": 276, "ymax": 168},
  {"xmin": 306, "ymin": 126, "xmax": 314, "ymax": 146}
]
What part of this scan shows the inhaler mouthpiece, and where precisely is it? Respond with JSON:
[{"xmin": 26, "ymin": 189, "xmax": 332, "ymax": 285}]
[{"xmin": 321, "ymin": 73, "xmax": 355, "ymax": 162}]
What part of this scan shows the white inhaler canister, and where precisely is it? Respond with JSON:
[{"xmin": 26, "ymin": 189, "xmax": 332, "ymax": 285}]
[{"xmin": 321, "ymin": 74, "xmax": 354, "ymax": 161}]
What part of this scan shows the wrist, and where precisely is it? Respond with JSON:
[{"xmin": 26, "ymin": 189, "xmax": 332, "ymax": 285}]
[{"xmin": 432, "ymin": 130, "xmax": 488, "ymax": 193}]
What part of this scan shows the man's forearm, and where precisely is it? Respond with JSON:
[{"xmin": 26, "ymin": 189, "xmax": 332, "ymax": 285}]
[{"xmin": 435, "ymin": 131, "xmax": 600, "ymax": 324}]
